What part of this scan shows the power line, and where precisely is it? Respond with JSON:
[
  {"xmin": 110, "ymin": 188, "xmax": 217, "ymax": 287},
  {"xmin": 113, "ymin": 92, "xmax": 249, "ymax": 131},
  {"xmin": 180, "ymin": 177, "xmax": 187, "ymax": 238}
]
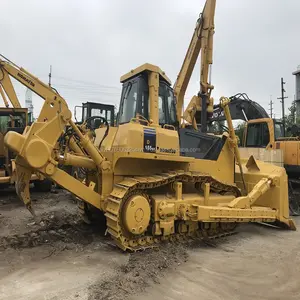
[
  {"xmin": 54, "ymin": 83, "xmax": 120, "ymax": 89},
  {"xmin": 48, "ymin": 65, "xmax": 52, "ymax": 87},
  {"xmin": 269, "ymin": 95, "xmax": 273, "ymax": 118},
  {"xmin": 53, "ymin": 83, "xmax": 120, "ymax": 93},
  {"xmin": 53, "ymin": 75, "xmax": 120, "ymax": 90}
]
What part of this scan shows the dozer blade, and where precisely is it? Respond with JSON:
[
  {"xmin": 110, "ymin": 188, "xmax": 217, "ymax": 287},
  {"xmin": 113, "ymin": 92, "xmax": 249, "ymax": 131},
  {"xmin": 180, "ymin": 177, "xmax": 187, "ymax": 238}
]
[{"xmin": 233, "ymin": 156, "xmax": 296, "ymax": 231}]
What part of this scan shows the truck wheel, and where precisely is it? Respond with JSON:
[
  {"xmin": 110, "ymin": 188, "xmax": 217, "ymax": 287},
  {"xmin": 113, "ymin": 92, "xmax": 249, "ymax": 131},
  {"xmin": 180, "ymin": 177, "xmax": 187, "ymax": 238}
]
[{"xmin": 34, "ymin": 179, "xmax": 52, "ymax": 192}]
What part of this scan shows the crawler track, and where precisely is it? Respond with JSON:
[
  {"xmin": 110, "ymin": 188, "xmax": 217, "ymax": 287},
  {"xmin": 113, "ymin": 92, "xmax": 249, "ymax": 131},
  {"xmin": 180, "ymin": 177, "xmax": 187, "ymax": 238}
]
[{"xmin": 105, "ymin": 170, "xmax": 240, "ymax": 251}]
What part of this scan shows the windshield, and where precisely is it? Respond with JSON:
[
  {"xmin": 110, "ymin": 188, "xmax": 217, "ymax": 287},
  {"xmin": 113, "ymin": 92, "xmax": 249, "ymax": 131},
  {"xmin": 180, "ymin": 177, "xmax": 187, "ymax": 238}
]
[
  {"xmin": 119, "ymin": 82, "xmax": 138, "ymax": 124},
  {"xmin": 118, "ymin": 77, "xmax": 176, "ymax": 126},
  {"xmin": 274, "ymin": 123, "xmax": 284, "ymax": 140},
  {"xmin": 0, "ymin": 114, "xmax": 26, "ymax": 133},
  {"xmin": 158, "ymin": 83, "xmax": 176, "ymax": 126},
  {"xmin": 166, "ymin": 87, "xmax": 176, "ymax": 124},
  {"xmin": 0, "ymin": 116, "xmax": 10, "ymax": 133},
  {"xmin": 91, "ymin": 108, "xmax": 112, "ymax": 124},
  {"xmin": 246, "ymin": 122, "xmax": 270, "ymax": 147}
]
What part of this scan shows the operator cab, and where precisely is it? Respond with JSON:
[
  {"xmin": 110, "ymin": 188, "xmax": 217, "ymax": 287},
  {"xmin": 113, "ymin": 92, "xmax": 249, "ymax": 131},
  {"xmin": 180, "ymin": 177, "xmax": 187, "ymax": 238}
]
[
  {"xmin": 117, "ymin": 64, "xmax": 225, "ymax": 161},
  {"xmin": 117, "ymin": 64, "xmax": 177, "ymax": 127},
  {"xmin": 245, "ymin": 119, "xmax": 284, "ymax": 148},
  {"xmin": 0, "ymin": 107, "xmax": 28, "ymax": 173},
  {"xmin": 0, "ymin": 108, "xmax": 27, "ymax": 134},
  {"xmin": 74, "ymin": 101, "xmax": 115, "ymax": 127}
]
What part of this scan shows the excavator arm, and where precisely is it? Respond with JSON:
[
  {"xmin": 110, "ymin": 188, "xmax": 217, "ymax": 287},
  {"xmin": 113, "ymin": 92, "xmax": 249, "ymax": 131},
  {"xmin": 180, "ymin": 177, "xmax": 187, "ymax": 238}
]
[
  {"xmin": 1, "ymin": 55, "xmax": 108, "ymax": 214},
  {"xmin": 210, "ymin": 93, "xmax": 270, "ymax": 122},
  {"xmin": 173, "ymin": 0, "xmax": 215, "ymax": 130},
  {"xmin": 0, "ymin": 55, "xmax": 64, "ymax": 109},
  {"xmin": 0, "ymin": 56, "xmax": 24, "ymax": 108}
]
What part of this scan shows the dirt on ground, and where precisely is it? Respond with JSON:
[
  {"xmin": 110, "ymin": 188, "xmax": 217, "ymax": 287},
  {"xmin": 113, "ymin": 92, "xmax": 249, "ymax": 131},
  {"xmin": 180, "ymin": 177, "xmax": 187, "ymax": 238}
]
[{"xmin": 0, "ymin": 187, "xmax": 299, "ymax": 300}]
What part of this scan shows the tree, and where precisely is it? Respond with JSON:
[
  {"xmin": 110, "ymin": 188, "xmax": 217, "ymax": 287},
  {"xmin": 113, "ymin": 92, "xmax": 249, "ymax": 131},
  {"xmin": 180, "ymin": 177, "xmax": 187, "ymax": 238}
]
[
  {"xmin": 285, "ymin": 100, "xmax": 296, "ymax": 130},
  {"xmin": 285, "ymin": 100, "xmax": 300, "ymax": 136},
  {"xmin": 208, "ymin": 120, "xmax": 226, "ymax": 134},
  {"xmin": 234, "ymin": 122, "xmax": 246, "ymax": 145}
]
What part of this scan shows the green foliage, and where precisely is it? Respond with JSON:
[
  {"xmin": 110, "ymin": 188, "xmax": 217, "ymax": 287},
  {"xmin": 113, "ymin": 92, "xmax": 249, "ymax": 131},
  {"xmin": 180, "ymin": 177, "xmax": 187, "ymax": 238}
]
[
  {"xmin": 234, "ymin": 122, "xmax": 246, "ymax": 145},
  {"xmin": 208, "ymin": 121, "xmax": 226, "ymax": 134},
  {"xmin": 285, "ymin": 100, "xmax": 300, "ymax": 136},
  {"xmin": 285, "ymin": 100, "xmax": 297, "ymax": 130}
]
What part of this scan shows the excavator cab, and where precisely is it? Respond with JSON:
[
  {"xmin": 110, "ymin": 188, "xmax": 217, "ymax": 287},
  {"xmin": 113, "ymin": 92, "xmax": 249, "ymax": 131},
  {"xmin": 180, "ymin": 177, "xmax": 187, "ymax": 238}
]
[{"xmin": 243, "ymin": 119, "xmax": 284, "ymax": 149}]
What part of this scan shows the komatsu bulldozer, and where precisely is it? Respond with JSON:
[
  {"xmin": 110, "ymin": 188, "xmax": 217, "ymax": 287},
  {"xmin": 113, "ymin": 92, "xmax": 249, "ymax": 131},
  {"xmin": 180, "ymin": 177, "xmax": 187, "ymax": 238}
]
[{"xmin": 3, "ymin": 0, "xmax": 296, "ymax": 251}]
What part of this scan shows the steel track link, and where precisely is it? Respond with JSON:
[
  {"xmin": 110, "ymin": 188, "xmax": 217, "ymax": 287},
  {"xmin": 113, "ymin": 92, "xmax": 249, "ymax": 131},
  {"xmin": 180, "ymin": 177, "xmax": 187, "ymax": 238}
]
[{"xmin": 105, "ymin": 170, "xmax": 240, "ymax": 251}]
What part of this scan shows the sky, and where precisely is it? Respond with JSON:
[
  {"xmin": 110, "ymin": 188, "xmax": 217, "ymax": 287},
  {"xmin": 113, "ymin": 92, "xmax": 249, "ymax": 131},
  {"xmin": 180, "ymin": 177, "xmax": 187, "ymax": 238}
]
[{"xmin": 1, "ymin": 0, "xmax": 300, "ymax": 120}]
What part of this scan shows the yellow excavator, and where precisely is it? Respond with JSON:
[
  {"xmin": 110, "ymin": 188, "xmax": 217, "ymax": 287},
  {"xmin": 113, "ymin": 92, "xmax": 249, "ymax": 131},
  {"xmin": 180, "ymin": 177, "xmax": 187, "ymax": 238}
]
[
  {"xmin": 0, "ymin": 61, "xmax": 51, "ymax": 191},
  {"xmin": 3, "ymin": 0, "xmax": 295, "ymax": 251}
]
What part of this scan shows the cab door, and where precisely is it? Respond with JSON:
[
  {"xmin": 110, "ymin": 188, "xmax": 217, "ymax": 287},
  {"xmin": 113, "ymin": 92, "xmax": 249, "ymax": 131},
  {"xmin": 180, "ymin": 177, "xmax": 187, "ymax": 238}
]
[{"xmin": 244, "ymin": 122, "xmax": 270, "ymax": 148}]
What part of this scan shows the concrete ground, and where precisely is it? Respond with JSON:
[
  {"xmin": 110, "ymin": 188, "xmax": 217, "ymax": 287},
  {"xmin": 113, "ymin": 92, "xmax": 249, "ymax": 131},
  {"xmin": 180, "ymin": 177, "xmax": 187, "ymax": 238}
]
[{"xmin": 0, "ymin": 187, "xmax": 299, "ymax": 300}]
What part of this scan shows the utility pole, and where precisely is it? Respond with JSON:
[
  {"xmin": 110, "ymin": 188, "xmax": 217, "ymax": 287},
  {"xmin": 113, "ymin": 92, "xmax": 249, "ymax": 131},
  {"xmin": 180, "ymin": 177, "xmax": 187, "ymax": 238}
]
[
  {"xmin": 48, "ymin": 65, "xmax": 52, "ymax": 87},
  {"xmin": 277, "ymin": 77, "xmax": 288, "ymax": 134},
  {"xmin": 293, "ymin": 95, "xmax": 296, "ymax": 123},
  {"xmin": 269, "ymin": 95, "xmax": 273, "ymax": 118}
]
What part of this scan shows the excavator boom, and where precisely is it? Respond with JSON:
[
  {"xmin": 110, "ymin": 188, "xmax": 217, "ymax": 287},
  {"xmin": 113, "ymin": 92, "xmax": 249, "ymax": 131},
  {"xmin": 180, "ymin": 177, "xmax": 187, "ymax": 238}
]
[
  {"xmin": 211, "ymin": 93, "xmax": 270, "ymax": 122},
  {"xmin": 0, "ymin": 55, "xmax": 23, "ymax": 108},
  {"xmin": 0, "ymin": 55, "xmax": 66, "ymax": 108},
  {"xmin": 174, "ymin": 0, "xmax": 215, "ymax": 126}
]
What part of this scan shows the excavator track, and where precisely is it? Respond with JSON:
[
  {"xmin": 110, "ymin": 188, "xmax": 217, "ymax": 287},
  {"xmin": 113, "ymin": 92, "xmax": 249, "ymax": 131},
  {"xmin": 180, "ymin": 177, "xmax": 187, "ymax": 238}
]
[{"xmin": 105, "ymin": 170, "xmax": 241, "ymax": 251}]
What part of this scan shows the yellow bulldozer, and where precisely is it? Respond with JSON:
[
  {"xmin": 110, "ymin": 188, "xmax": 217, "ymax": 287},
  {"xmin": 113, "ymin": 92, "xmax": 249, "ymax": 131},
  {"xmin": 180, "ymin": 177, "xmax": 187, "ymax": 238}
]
[{"xmin": 2, "ymin": 0, "xmax": 296, "ymax": 251}]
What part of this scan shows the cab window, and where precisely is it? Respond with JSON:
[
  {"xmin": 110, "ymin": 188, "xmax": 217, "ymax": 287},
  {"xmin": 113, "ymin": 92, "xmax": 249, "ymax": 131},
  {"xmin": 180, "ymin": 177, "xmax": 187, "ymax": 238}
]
[
  {"xmin": 246, "ymin": 122, "xmax": 270, "ymax": 147},
  {"xmin": 158, "ymin": 96, "xmax": 166, "ymax": 124},
  {"xmin": 118, "ymin": 75, "xmax": 177, "ymax": 127},
  {"xmin": 119, "ymin": 81, "xmax": 138, "ymax": 124},
  {"xmin": 158, "ymin": 82, "xmax": 176, "ymax": 126},
  {"xmin": 274, "ymin": 123, "xmax": 284, "ymax": 140}
]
